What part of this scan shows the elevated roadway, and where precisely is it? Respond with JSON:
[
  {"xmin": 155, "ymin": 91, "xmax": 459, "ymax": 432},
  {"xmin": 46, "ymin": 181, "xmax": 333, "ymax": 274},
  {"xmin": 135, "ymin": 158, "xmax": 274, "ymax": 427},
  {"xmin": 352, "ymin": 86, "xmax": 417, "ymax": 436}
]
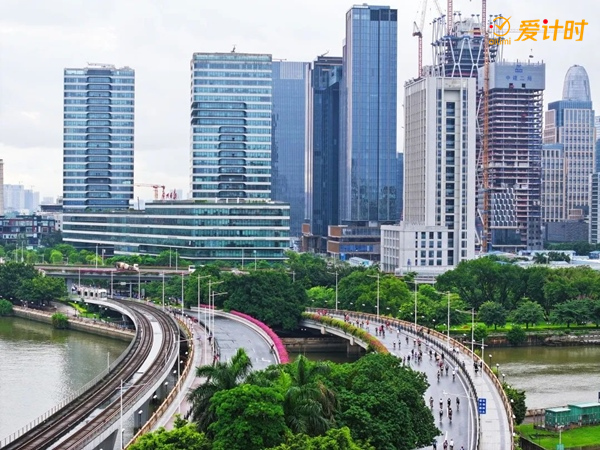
[{"xmin": 305, "ymin": 309, "xmax": 513, "ymax": 450}]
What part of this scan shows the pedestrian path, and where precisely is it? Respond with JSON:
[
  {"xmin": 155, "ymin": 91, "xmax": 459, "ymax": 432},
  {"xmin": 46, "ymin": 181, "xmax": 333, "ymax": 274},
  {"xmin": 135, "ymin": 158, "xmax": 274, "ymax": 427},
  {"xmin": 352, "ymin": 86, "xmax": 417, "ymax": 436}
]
[{"xmin": 324, "ymin": 311, "xmax": 512, "ymax": 450}]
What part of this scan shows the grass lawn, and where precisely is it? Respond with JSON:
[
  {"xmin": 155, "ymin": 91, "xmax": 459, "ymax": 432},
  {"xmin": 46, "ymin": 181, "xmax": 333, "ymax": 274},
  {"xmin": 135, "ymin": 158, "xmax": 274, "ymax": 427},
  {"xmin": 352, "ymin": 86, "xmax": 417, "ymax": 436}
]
[{"xmin": 517, "ymin": 423, "xmax": 600, "ymax": 449}]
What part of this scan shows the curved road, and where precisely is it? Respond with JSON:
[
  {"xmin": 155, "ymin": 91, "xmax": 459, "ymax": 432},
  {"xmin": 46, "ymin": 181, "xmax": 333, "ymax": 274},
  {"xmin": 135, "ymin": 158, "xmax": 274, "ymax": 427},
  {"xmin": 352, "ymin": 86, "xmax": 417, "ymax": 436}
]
[{"xmin": 320, "ymin": 310, "xmax": 511, "ymax": 450}]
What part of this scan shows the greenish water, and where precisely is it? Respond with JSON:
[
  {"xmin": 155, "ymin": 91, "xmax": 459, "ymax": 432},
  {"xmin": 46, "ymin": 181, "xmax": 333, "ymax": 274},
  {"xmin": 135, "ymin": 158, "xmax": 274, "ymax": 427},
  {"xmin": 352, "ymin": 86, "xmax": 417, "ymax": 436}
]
[
  {"xmin": 486, "ymin": 346, "xmax": 600, "ymax": 409},
  {"xmin": 0, "ymin": 316, "xmax": 129, "ymax": 440},
  {"xmin": 288, "ymin": 350, "xmax": 362, "ymax": 364}
]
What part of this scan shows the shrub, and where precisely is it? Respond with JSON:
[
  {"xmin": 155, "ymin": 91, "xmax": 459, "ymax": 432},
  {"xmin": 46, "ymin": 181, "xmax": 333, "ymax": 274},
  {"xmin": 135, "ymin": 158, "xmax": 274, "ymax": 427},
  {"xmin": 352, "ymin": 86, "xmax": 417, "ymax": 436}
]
[
  {"xmin": 302, "ymin": 312, "xmax": 389, "ymax": 355},
  {"xmin": 506, "ymin": 325, "xmax": 527, "ymax": 346},
  {"xmin": 51, "ymin": 312, "xmax": 69, "ymax": 329},
  {"xmin": 0, "ymin": 299, "xmax": 13, "ymax": 316}
]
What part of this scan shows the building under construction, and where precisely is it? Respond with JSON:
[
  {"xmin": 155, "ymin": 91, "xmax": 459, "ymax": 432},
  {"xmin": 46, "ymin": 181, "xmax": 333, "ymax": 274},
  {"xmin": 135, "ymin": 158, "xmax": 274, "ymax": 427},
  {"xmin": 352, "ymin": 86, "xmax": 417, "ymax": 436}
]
[{"xmin": 478, "ymin": 61, "xmax": 545, "ymax": 251}]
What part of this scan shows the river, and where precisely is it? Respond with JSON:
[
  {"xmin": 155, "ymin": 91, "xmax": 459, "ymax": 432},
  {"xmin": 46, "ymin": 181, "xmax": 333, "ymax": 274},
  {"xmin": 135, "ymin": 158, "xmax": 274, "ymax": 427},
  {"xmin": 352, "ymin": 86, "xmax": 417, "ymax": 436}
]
[
  {"xmin": 0, "ymin": 316, "xmax": 129, "ymax": 440},
  {"xmin": 483, "ymin": 346, "xmax": 600, "ymax": 410}
]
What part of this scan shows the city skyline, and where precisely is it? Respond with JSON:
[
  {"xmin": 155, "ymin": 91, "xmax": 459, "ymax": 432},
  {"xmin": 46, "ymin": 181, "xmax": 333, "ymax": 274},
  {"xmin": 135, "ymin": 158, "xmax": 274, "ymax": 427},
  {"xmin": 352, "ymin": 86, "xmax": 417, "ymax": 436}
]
[{"xmin": 1, "ymin": 0, "xmax": 597, "ymax": 198}]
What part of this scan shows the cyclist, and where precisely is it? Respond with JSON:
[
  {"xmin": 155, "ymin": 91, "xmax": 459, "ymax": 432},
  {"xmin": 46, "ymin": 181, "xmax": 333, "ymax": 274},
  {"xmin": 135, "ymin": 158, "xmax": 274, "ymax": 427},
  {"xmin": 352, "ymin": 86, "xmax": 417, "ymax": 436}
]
[
  {"xmin": 429, "ymin": 396, "xmax": 434, "ymax": 409},
  {"xmin": 456, "ymin": 397, "xmax": 460, "ymax": 411},
  {"xmin": 452, "ymin": 369, "xmax": 456, "ymax": 381},
  {"xmin": 447, "ymin": 398, "xmax": 451, "ymax": 409}
]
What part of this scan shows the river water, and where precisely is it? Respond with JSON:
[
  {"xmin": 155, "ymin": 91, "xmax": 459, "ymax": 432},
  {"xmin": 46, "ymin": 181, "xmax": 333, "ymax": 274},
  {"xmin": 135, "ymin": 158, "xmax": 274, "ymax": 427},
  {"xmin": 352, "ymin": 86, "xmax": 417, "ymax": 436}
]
[
  {"xmin": 483, "ymin": 346, "xmax": 600, "ymax": 410},
  {"xmin": 0, "ymin": 316, "xmax": 129, "ymax": 440}
]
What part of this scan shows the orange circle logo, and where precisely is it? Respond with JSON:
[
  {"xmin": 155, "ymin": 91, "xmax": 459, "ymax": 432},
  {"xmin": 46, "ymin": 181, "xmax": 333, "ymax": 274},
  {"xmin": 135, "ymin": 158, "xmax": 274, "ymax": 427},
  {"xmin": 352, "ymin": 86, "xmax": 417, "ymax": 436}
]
[{"xmin": 492, "ymin": 16, "xmax": 511, "ymax": 37}]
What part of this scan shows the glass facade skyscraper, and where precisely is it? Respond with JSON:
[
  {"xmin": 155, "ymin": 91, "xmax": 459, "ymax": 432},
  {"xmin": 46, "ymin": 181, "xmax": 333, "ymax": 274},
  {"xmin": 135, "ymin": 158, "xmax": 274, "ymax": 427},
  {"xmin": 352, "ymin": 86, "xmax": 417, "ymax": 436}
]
[
  {"xmin": 340, "ymin": 5, "xmax": 398, "ymax": 223},
  {"xmin": 62, "ymin": 65, "xmax": 135, "ymax": 211},
  {"xmin": 305, "ymin": 56, "xmax": 342, "ymax": 239},
  {"xmin": 190, "ymin": 52, "xmax": 272, "ymax": 200},
  {"xmin": 271, "ymin": 61, "xmax": 309, "ymax": 235}
]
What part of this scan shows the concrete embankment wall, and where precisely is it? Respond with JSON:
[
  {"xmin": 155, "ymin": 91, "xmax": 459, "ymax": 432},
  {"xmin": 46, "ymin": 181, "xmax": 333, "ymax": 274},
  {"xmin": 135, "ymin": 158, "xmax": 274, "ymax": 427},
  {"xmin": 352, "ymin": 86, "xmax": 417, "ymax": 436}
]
[
  {"xmin": 455, "ymin": 332, "xmax": 600, "ymax": 348},
  {"xmin": 13, "ymin": 307, "xmax": 134, "ymax": 341}
]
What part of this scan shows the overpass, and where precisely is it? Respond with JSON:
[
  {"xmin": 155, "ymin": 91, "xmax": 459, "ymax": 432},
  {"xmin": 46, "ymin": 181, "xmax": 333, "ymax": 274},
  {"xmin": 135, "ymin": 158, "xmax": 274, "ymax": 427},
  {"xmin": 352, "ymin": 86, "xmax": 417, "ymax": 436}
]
[{"xmin": 304, "ymin": 309, "xmax": 514, "ymax": 450}]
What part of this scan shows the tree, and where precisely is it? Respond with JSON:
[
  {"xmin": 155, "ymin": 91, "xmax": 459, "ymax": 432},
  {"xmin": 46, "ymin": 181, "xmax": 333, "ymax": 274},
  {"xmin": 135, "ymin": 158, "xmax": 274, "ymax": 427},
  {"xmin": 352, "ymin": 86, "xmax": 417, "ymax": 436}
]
[
  {"xmin": 473, "ymin": 323, "xmax": 489, "ymax": 343},
  {"xmin": 550, "ymin": 299, "xmax": 590, "ymax": 328},
  {"xmin": 590, "ymin": 299, "xmax": 600, "ymax": 327},
  {"xmin": 208, "ymin": 384, "xmax": 288, "ymax": 450},
  {"xmin": 281, "ymin": 355, "xmax": 337, "ymax": 436},
  {"xmin": 503, "ymin": 384, "xmax": 527, "ymax": 425},
  {"xmin": 17, "ymin": 276, "xmax": 67, "ymax": 305},
  {"xmin": 0, "ymin": 299, "xmax": 13, "ymax": 316},
  {"xmin": 328, "ymin": 353, "xmax": 438, "ymax": 450},
  {"xmin": 511, "ymin": 300, "xmax": 545, "ymax": 329},
  {"xmin": 223, "ymin": 271, "xmax": 307, "ymax": 331},
  {"xmin": 0, "ymin": 262, "xmax": 39, "ymax": 301},
  {"xmin": 478, "ymin": 301, "xmax": 507, "ymax": 330},
  {"xmin": 51, "ymin": 312, "xmax": 69, "ymax": 329},
  {"xmin": 506, "ymin": 325, "xmax": 527, "ymax": 346},
  {"xmin": 188, "ymin": 348, "xmax": 253, "ymax": 431},
  {"xmin": 129, "ymin": 420, "xmax": 211, "ymax": 450},
  {"xmin": 266, "ymin": 427, "xmax": 374, "ymax": 450},
  {"xmin": 306, "ymin": 286, "xmax": 335, "ymax": 308}
]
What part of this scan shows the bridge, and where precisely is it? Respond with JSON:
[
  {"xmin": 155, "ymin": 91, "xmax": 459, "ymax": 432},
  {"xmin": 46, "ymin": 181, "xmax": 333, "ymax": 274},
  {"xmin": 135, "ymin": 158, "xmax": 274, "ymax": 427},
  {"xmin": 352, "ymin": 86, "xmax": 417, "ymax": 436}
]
[{"xmin": 303, "ymin": 309, "xmax": 514, "ymax": 450}]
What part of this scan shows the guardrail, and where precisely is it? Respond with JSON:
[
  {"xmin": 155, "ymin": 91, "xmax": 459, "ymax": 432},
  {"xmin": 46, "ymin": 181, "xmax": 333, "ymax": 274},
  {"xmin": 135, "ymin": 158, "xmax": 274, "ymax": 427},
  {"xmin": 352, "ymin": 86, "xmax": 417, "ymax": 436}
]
[
  {"xmin": 0, "ymin": 303, "xmax": 140, "ymax": 447},
  {"xmin": 307, "ymin": 308, "xmax": 510, "ymax": 450}
]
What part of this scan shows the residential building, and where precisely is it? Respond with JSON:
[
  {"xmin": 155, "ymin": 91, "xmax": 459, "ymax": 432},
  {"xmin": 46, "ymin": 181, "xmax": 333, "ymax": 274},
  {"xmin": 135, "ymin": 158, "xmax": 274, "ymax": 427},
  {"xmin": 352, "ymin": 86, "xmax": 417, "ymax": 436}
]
[
  {"xmin": 271, "ymin": 61, "xmax": 309, "ymax": 236},
  {"xmin": 595, "ymin": 116, "xmax": 600, "ymax": 172},
  {"xmin": 381, "ymin": 76, "xmax": 476, "ymax": 273},
  {"xmin": 0, "ymin": 215, "xmax": 57, "ymax": 248},
  {"xmin": 63, "ymin": 64, "xmax": 135, "ymax": 212},
  {"xmin": 541, "ymin": 144, "xmax": 566, "ymax": 224},
  {"xmin": 63, "ymin": 201, "xmax": 290, "ymax": 263},
  {"xmin": 190, "ymin": 52, "xmax": 272, "ymax": 200},
  {"xmin": 339, "ymin": 4, "xmax": 398, "ymax": 223},
  {"xmin": 304, "ymin": 55, "xmax": 342, "ymax": 252},
  {"xmin": 543, "ymin": 65, "xmax": 595, "ymax": 221},
  {"xmin": 478, "ymin": 61, "xmax": 545, "ymax": 251}
]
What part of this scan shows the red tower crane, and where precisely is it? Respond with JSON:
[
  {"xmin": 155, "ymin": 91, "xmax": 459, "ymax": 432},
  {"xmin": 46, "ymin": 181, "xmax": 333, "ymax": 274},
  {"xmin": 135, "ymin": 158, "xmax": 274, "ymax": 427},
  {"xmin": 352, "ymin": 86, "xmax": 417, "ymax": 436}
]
[{"xmin": 135, "ymin": 184, "xmax": 166, "ymax": 200}]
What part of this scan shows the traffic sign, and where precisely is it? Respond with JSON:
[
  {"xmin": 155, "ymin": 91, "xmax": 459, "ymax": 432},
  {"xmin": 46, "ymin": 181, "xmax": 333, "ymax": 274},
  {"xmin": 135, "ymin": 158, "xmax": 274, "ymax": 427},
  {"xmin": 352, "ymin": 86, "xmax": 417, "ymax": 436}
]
[{"xmin": 478, "ymin": 398, "xmax": 487, "ymax": 415}]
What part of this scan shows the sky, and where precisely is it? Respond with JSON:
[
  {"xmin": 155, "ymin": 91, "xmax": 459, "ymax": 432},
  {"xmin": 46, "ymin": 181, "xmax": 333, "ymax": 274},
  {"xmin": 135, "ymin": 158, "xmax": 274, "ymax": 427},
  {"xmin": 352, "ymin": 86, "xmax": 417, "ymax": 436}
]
[{"xmin": 0, "ymin": 0, "xmax": 597, "ymax": 200}]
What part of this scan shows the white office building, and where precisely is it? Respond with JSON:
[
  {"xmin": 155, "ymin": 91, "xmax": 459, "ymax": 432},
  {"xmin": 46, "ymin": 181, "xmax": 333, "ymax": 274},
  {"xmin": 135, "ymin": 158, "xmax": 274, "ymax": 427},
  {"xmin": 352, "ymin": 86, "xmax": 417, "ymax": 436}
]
[{"xmin": 381, "ymin": 77, "xmax": 476, "ymax": 273}]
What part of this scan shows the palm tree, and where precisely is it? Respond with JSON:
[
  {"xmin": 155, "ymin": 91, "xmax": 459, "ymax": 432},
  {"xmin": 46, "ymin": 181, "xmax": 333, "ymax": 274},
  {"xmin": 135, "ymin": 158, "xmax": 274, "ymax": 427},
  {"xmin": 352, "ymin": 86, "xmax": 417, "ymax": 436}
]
[
  {"xmin": 283, "ymin": 355, "xmax": 337, "ymax": 436},
  {"xmin": 187, "ymin": 347, "xmax": 252, "ymax": 431}
]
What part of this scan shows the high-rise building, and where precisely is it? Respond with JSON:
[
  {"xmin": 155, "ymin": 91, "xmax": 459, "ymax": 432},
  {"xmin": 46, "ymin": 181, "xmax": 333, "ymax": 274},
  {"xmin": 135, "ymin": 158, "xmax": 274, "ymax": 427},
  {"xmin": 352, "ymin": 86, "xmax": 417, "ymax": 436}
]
[
  {"xmin": 62, "ymin": 64, "xmax": 135, "ymax": 212},
  {"xmin": 190, "ymin": 52, "xmax": 272, "ymax": 200},
  {"xmin": 543, "ymin": 65, "xmax": 595, "ymax": 221},
  {"xmin": 340, "ymin": 4, "xmax": 398, "ymax": 223},
  {"xmin": 381, "ymin": 76, "xmax": 476, "ymax": 273},
  {"xmin": 478, "ymin": 61, "xmax": 545, "ymax": 251},
  {"xmin": 590, "ymin": 173, "xmax": 600, "ymax": 243},
  {"xmin": 397, "ymin": 152, "xmax": 404, "ymax": 220},
  {"xmin": 271, "ymin": 61, "xmax": 309, "ymax": 235},
  {"xmin": 595, "ymin": 116, "xmax": 600, "ymax": 172},
  {"xmin": 305, "ymin": 56, "xmax": 342, "ymax": 243},
  {"xmin": 0, "ymin": 160, "xmax": 4, "ymax": 215}
]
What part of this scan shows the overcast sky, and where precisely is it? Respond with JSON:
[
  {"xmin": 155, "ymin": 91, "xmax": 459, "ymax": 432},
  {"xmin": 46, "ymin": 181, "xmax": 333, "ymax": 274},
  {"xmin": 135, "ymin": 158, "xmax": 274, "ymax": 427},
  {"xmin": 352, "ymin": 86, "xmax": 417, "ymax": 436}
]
[{"xmin": 0, "ymin": 0, "xmax": 596, "ymax": 200}]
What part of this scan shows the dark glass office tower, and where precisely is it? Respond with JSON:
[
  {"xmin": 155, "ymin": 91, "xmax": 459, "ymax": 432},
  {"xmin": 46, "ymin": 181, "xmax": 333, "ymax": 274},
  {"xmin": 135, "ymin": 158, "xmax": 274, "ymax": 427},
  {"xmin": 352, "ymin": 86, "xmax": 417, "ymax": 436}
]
[
  {"xmin": 340, "ymin": 4, "xmax": 398, "ymax": 223},
  {"xmin": 271, "ymin": 61, "xmax": 309, "ymax": 236},
  {"xmin": 305, "ymin": 56, "xmax": 342, "ymax": 239}
]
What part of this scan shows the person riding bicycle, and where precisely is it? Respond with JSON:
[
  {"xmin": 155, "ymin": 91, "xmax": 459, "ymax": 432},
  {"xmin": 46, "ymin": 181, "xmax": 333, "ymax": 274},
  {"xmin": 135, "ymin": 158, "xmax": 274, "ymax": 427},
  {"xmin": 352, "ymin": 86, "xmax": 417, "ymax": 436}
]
[
  {"xmin": 452, "ymin": 369, "xmax": 456, "ymax": 381},
  {"xmin": 456, "ymin": 397, "xmax": 460, "ymax": 410}
]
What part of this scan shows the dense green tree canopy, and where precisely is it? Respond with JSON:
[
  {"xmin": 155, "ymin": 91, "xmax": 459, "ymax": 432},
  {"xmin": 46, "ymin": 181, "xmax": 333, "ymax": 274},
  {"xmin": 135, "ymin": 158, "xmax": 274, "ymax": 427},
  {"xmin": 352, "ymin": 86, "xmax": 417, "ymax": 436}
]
[
  {"xmin": 129, "ymin": 420, "xmax": 211, "ymax": 450},
  {"xmin": 511, "ymin": 300, "xmax": 545, "ymax": 329},
  {"xmin": 209, "ymin": 384, "xmax": 288, "ymax": 450},
  {"xmin": 223, "ymin": 271, "xmax": 307, "ymax": 331},
  {"xmin": 266, "ymin": 427, "xmax": 373, "ymax": 450},
  {"xmin": 478, "ymin": 301, "xmax": 508, "ymax": 330}
]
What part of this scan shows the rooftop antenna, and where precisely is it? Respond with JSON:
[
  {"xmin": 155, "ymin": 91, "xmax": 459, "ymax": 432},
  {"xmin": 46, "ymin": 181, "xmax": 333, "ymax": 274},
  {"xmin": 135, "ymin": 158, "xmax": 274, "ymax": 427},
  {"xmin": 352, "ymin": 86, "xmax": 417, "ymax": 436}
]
[
  {"xmin": 319, "ymin": 50, "xmax": 330, "ymax": 57},
  {"xmin": 231, "ymin": 45, "xmax": 236, "ymax": 53}
]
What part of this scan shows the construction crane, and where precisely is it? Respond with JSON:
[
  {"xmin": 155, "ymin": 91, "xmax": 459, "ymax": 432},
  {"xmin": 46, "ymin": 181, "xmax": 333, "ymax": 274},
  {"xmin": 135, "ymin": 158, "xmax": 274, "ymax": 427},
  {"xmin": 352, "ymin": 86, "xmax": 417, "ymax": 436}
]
[
  {"xmin": 135, "ymin": 183, "xmax": 166, "ymax": 200},
  {"xmin": 481, "ymin": 0, "xmax": 491, "ymax": 252},
  {"xmin": 413, "ymin": 0, "xmax": 444, "ymax": 78}
]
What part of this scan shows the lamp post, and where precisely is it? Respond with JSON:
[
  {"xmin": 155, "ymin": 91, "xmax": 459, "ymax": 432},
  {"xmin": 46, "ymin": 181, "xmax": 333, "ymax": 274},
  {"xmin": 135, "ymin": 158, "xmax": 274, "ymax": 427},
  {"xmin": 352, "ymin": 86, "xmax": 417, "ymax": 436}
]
[
  {"xmin": 368, "ymin": 273, "xmax": 380, "ymax": 320},
  {"xmin": 206, "ymin": 280, "xmax": 224, "ymax": 362},
  {"xmin": 414, "ymin": 282, "xmax": 418, "ymax": 332},
  {"xmin": 175, "ymin": 249, "xmax": 178, "ymax": 272},
  {"xmin": 489, "ymin": 354, "xmax": 493, "ymax": 369},
  {"xmin": 110, "ymin": 270, "xmax": 114, "ymax": 298},
  {"xmin": 138, "ymin": 270, "xmax": 141, "ymax": 301},
  {"xmin": 496, "ymin": 363, "xmax": 500, "ymax": 376},
  {"xmin": 456, "ymin": 308, "xmax": 476, "ymax": 356},
  {"xmin": 161, "ymin": 272, "xmax": 165, "ymax": 311},
  {"xmin": 181, "ymin": 272, "xmax": 185, "ymax": 317},
  {"xmin": 502, "ymin": 373, "xmax": 506, "ymax": 383},
  {"xmin": 328, "ymin": 270, "xmax": 339, "ymax": 311},
  {"xmin": 447, "ymin": 291, "xmax": 451, "ymax": 350},
  {"xmin": 211, "ymin": 291, "xmax": 227, "ymax": 360},
  {"xmin": 102, "ymin": 249, "xmax": 105, "ymax": 266},
  {"xmin": 95, "ymin": 244, "xmax": 99, "ymax": 269},
  {"xmin": 253, "ymin": 250, "xmax": 257, "ymax": 270},
  {"xmin": 197, "ymin": 275, "xmax": 210, "ymax": 324}
]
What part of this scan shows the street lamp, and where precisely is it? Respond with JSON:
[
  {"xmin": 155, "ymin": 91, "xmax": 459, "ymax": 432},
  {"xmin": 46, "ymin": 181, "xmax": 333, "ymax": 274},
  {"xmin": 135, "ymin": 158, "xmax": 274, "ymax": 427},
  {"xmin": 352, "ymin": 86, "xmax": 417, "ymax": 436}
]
[
  {"xmin": 197, "ymin": 275, "xmax": 210, "ymax": 324},
  {"xmin": 502, "ymin": 373, "xmax": 506, "ymax": 383},
  {"xmin": 328, "ymin": 270, "xmax": 339, "ymax": 311},
  {"xmin": 496, "ymin": 363, "xmax": 500, "ymax": 376},
  {"xmin": 414, "ymin": 281, "xmax": 418, "ymax": 332},
  {"xmin": 102, "ymin": 249, "xmax": 106, "ymax": 266},
  {"xmin": 456, "ymin": 308, "xmax": 476, "ymax": 356},
  {"xmin": 161, "ymin": 272, "xmax": 165, "ymax": 311},
  {"xmin": 368, "ymin": 273, "xmax": 380, "ymax": 320},
  {"xmin": 446, "ymin": 291, "xmax": 451, "ymax": 350},
  {"xmin": 95, "ymin": 244, "xmax": 99, "ymax": 269},
  {"xmin": 489, "ymin": 354, "xmax": 493, "ymax": 368},
  {"xmin": 253, "ymin": 250, "xmax": 257, "ymax": 270}
]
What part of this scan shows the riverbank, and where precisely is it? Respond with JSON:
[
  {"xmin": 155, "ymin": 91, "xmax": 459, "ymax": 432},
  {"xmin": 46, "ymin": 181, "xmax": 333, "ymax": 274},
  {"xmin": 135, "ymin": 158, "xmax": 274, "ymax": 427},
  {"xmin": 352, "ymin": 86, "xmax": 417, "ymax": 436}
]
[
  {"xmin": 12, "ymin": 306, "xmax": 133, "ymax": 341},
  {"xmin": 452, "ymin": 330, "xmax": 600, "ymax": 348}
]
